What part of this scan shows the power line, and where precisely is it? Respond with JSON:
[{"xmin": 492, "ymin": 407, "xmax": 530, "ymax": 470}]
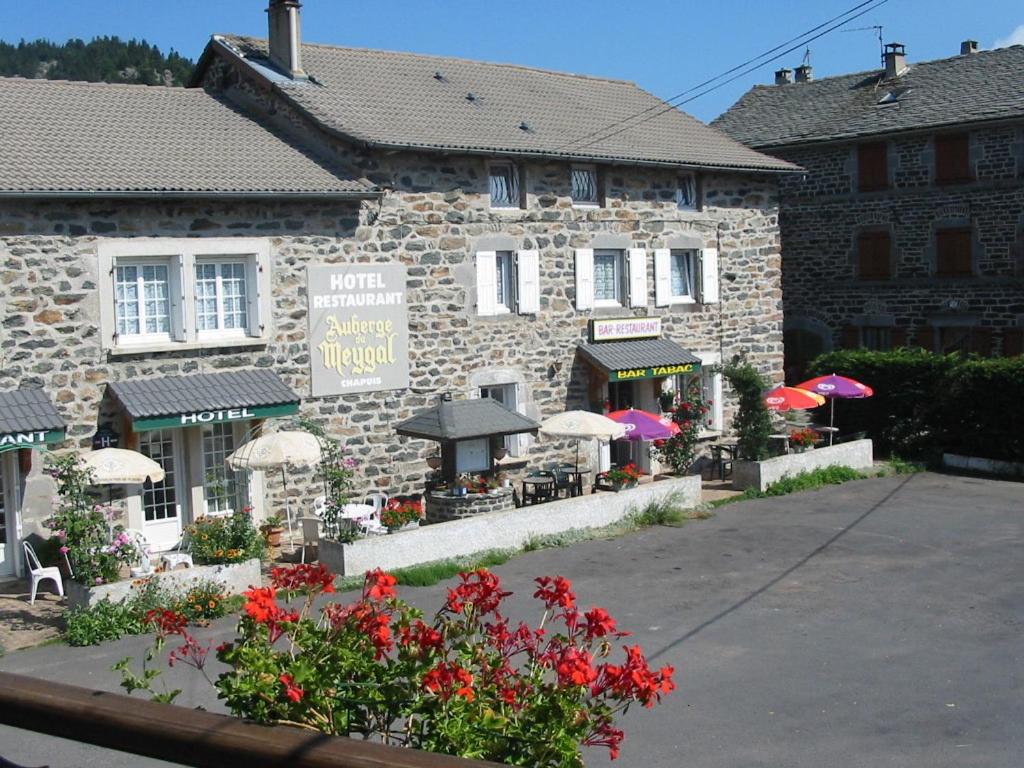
[
  {"xmin": 554, "ymin": 0, "xmax": 888, "ymax": 154},
  {"xmin": 561, "ymin": 0, "xmax": 888, "ymax": 154}
]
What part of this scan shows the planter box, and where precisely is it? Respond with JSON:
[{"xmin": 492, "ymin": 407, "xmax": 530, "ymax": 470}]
[
  {"xmin": 732, "ymin": 439, "xmax": 874, "ymax": 493},
  {"xmin": 943, "ymin": 453, "xmax": 1024, "ymax": 478},
  {"xmin": 66, "ymin": 557, "xmax": 262, "ymax": 609},
  {"xmin": 318, "ymin": 475, "xmax": 701, "ymax": 577}
]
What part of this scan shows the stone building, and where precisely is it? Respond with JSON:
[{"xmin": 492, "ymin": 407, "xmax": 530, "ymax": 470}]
[
  {"xmin": 714, "ymin": 41, "xmax": 1024, "ymax": 377},
  {"xmin": 0, "ymin": 0, "xmax": 792, "ymax": 575}
]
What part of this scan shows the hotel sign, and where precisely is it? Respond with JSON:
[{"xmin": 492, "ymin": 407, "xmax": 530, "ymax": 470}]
[
  {"xmin": 608, "ymin": 363, "xmax": 699, "ymax": 382},
  {"xmin": 307, "ymin": 264, "xmax": 410, "ymax": 397},
  {"xmin": 590, "ymin": 317, "xmax": 662, "ymax": 342},
  {"xmin": 132, "ymin": 404, "xmax": 298, "ymax": 432},
  {"xmin": 0, "ymin": 428, "xmax": 65, "ymax": 452}
]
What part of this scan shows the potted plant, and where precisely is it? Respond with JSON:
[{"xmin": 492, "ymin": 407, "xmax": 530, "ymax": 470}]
[
  {"xmin": 601, "ymin": 463, "xmax": 643, "ymax": 491},
  {"xmin": 658, "ymin": 386, "xmax": 675, "ymax": 414},
  {"xmin": 451, "ymin": 475, "xmax": 469, "ymax": 497},
  {"xmin": 380, "ymin": 498, "xmax": 424, "ymax": 532},
  {"xmin": 260, "ymin": 514, "xmax": 285, "ymax": 549},
  {"xmin": 789, "ymin": 428, "xmax": 819, "ymax": 453}
]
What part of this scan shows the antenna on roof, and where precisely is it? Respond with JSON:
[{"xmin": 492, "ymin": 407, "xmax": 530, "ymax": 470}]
[
  {"xmin": 845, "ymin": 25, "xmax": 884, "ymax": 64},
  {"xmin": 801, "ymin": 47, "xmax": 812, "ymax": 66}
]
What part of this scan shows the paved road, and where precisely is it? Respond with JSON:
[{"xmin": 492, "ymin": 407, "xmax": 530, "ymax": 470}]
[{"xmin": 2, "ymin": 472, "xmax": 1022, "ymax": 767}]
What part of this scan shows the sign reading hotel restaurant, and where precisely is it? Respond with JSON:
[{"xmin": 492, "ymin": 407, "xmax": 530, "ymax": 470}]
[
  {"xmin": 608, "ymin": 363, "xmax": 699, "ymax": 382},
  {"xmin": 590, "ymin": 317, "xmax": 662, "ymax": 342},
  {"xmin": 0, "ymin": 429, "xmax": 65, "ymax": 452},
  {"xmin": 307, "ymin": 264, "xmax": 410, "ymax": 397}
]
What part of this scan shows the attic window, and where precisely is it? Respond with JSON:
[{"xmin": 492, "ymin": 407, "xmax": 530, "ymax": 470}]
[{"xmin": 877, "ymin": 87, "xmax": 911, "ymax": 106}]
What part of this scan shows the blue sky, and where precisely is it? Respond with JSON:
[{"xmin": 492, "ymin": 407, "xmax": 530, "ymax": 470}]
[{"xmin": 3, "ymin": 1, "xmax": 1022, "ymax": 121}]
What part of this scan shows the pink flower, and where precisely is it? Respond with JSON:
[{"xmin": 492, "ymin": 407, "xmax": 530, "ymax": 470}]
[
  {"xmin": 59, "ymin": 546, "xmax": 70, "ymax": 554},
  {"xmin": 55, "ymin": 530, "xmax": 66, "ymax": 540},
  {"xmin": 94, "ymin": 577, "xmax": 103, "ymax": 585}
]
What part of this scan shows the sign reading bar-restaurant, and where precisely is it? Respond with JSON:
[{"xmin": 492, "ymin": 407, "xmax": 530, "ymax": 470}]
[
  {"xmin": 591, "ymin": 317, "xmax": 662, "ymax": 342},
  {"xmin": 307, "ymin": 264, "xmax": 410, "ymax": 397},
  {"xmin": 608, "ymin": 363, "xmax": 699, "ymax": 382}
]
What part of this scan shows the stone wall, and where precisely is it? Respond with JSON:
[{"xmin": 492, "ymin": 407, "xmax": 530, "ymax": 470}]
[
  {"xmin": 1, "ymin": 71, "xmax": 784, "ymax": 543},
  {"xmin": 426, "ymin": 489, "xmax": 516, "ymax": 523},
  {"xmin": 768, "ymin": 125, "xmax": 1024, "ymax": 372}
]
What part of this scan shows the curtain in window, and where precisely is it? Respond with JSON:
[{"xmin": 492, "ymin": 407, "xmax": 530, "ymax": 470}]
[
  {"xmin": 489, "ymin": 165, "xmax": 519, "ymax": 206},
  {"xmin": 670, "ymin": 252, "xmax": 694, "ymax": 297},
  {"xmin": 677, "ymin": 175, "xmax": 697, "ymax": 210},
  {"xmin": 116, "ymin": 264, "xmax": 169, "ymax": 336},
  {"xmin": 594, "ymin": 253, "xmax": 618, "ymax": 301}
]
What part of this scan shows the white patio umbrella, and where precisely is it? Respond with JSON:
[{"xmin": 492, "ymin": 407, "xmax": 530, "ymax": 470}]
[
  {"xmin": 82, "ymin": 448, "xmax": 165, "ymax": 484},
  {"xmin": 538, "ymin": 411, "xmax": 626, "ymax": 471},
  {"xmin": 226, "ymin": 430, "xmax": 324, "ymax": 541}
]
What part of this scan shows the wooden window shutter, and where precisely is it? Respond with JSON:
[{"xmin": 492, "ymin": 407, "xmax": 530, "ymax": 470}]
[
  {"xmin": 1003, "ymin": 328, "xmax": 1023, "ymax": 357},
  {"xmin": 475, "ymin": 251, "xmax": 497, "ymax": 316},
  {"xmin": 699, "ymin": 248, "xmax": 719, "ymax": 304},
  {"xmin": 935, "ymin": 134, "xmax": 970, "ymax": 184},
  {"xmin": 857, "ymin": 231, "xmax": 891, "ymax": 279},
  {"xmin": 842, "ymin": 326, "xmax": 861, "ymax": 349},
  {"xmin": 653, "ymin": 249, "xmax": 671, "ymax": 307},
  {"xmin": 627, "ymin": 248, "xmax": 647, "ymax": 308},
  {"xmin": 857, "ymin": 142, "xmax": 888, "ymax": 191},
  {"xmin": 936, "ymin": 228, "xmax": 972, "ymax": 277},
  {"xmin": 969, "ymin": 327, "xmax": 993, "ymax": 357},
  {"xmin": 574, "ymin": 249, "xmax": 594, "ymax": 310}
]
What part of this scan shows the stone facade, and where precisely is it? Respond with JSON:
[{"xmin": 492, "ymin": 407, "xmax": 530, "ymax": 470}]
[
  {"xmin": 767, "ymin": 125, "xmax": 1024, "ymax": 375},
  {"xmin": 0, "ymin": 61, "xmax": 784, "ymax": 561},
  {"xmin": 426, "ymin": 489, "xmax": 516, "ymax": 523}
]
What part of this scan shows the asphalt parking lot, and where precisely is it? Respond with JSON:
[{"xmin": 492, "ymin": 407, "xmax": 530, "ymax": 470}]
[{"xmin": 2, "ymin": 471, "xmax": 1022, "ymax": 767}]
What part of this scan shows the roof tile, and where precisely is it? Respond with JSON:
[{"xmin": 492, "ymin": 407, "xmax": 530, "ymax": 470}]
[{"xmin": 108, "ymin": 370, "xmax": 299, "ymax": 419}]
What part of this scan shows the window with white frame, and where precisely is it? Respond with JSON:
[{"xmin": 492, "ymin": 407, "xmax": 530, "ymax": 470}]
[
  {"xmin": 593, "ymin": 249, "xmax": 625, "ymax": 305},
  {"xmin": 480, "ymin": 383, "xmax": 521, "ymax": 456},
  {"xmin": 475, "ymin": 249, "xmax": 540, "ymax": 316},
  {"xmin": 676, "ymin": 173, "xmax": 699, "ymax": 211},
  {"xmin": 99, "ymin": 239, "xmax": 272, "ymax": 353},
  {"xmin": 489, "ymin": 163, "xmax": 521, "ymax": 208},
  {"xmin": 571, "ymin": 165, "xmax": 599, "ymax": 206},
  {"xmin": 201, "ymin": 422, "xmax": 248, "ymax": 515},
  {"xmin": 669, "ymin": 250, "xmax": 697, "ymax": 302}
]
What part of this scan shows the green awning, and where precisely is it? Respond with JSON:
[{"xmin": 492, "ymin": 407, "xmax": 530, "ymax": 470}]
[
  {"xmin": 578, "ymin": 339, "xmax": 702, "ymax": 382},
  {"xmin": 0, "ymin": 389, "xmax": 66, "ymax": 452}
]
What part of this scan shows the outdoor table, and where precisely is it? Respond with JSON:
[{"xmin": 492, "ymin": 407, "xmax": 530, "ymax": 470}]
[
  {"xmin": 339, "ymin": 503, "xmax": 375, "ymax": 520},
  {"xmin": 556, "ymin": 463, "xmax": 591, "ymax": 497},
  {"xmin": 769, "ymin": 433, "xmax": 791, "ymax": 455},
  {"xmin": 522, "ymin": 474, "xmax": 556, "ymax": 505},
  {"xmin": 812, "ymin": 425, "xmax": 839, "ymax": 445}
]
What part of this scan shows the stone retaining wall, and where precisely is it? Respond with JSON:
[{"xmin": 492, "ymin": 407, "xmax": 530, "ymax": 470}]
[
  {"xmin": 426, "ymin": 488, "xmax": 515, "ymax": 522},
  {"xmin": 732, "ymin": 440, "xmax": 874, "ymax": 492},
  {"xmin": 65, "ymin": 557, "xmax": 261, "ymax": 609},
  {"xmin": 943, "ymin": 452, "xmax": 1024, "ymax": 478},
  {"xmin": 319, "ymin": 475, "xmax": 701, "ymax": 576}
]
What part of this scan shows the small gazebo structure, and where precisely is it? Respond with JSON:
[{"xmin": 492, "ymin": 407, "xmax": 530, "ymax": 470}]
[{"xmin": 395, "ymin": 394, "xmax": 540, "ymax": 484}]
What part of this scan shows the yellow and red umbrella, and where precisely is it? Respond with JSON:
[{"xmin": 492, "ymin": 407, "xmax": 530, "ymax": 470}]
[{"xmin": 764, "ymin": 386, "xmax": 826, "ymax": 412}]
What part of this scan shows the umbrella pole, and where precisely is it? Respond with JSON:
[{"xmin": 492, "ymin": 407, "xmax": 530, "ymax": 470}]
[
  {"xmin": 829, "ymin": 398, "xmax": 835, "ymax": 446},
  {"xmin": 281, "ymin": 467, "xmax": 295, "ymax": 546}
]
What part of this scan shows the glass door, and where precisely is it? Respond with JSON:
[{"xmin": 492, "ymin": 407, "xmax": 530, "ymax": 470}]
[
  {"xmin": 138, "ymin": 429, "xmax": 185, "ymax": 552},
  {"xmin": 201, "ymin": 422, "xmax": 248, "ymax": 516},
  {"xmin": 0, "ymin": 453, "xmax": 16, "ymax": 576}
]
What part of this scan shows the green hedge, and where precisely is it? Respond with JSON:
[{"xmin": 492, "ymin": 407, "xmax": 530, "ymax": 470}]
[{"xmin": 809, "ymin": 349, "xmax": 1024, "ymax": 462}]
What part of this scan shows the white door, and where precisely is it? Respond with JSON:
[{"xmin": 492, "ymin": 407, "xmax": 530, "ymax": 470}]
[
  {"xmin": 0, "ymin": 452, "xmax": 18, "ymax": 577},
  {"xmin": 138, "ymin": 429, "xmax": 185, "ymax": 552}
]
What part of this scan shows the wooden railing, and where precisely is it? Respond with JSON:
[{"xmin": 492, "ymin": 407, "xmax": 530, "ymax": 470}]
[{"xmin": 0, "ymin": 671, "xmax": 502, "ymax": 768}]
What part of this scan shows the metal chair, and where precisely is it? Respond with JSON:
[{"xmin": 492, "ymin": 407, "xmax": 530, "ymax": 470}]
[{"xmin": 22, "ymin": 541, "xmax": 64, "ymax": 605}]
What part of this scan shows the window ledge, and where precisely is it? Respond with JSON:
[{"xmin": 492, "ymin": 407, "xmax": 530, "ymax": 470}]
[
  {"xmin": 572, "ymin": 202, "xmax": 600, "ymax": 209},
  {"xmin": 105, "ymin": 336, "xmax": 270, "ymax": 357}
]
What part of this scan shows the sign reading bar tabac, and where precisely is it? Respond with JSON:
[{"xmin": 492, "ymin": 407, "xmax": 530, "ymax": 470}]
[
  {"xmin": 590, "ymin": 317, "xmax": 662, "ymax": 343},
  {"xmin": 608, "ymin": 363, "xmax": 699, "ymax": 382},
  {"xmin": 307, "ymin": 264, "xmax": 410, "ymax": 397}
]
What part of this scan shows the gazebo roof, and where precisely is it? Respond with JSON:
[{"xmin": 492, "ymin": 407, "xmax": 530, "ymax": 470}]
[{"xmin": 394, "ymin": 398, "xmax": 539, "ymax": 442}]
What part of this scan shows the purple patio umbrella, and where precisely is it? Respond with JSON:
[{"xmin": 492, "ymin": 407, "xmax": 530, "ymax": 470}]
[
  {"xmin": 795, "ymin": 374, "xmax": 874, "ymax": 444},
  {"xmin": 606, "ymin": 409, "xmax": 679, "ymax": 441}
]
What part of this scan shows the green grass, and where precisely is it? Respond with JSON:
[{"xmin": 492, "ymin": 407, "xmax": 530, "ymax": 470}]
[
  {"xmin": 627, "ymin": 493, "xmax": 688, "ymax": 527},
  {"xmin": 888, "ymin": 455, "xmax": 927, "ymax": 475},
  {"xmin": 711, "ymin": 465, "xmax": 867, "ymax": 507}
]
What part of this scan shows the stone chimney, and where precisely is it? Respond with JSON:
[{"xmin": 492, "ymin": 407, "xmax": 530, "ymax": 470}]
[
  {"xmin": 775, "ymin": 68, "xmax": 793, "ymax": 85},
  {"xmin": 883, "ymin": 42, "xmax": 907, "ymax": 79},
  {"xmin": 267, "ymin": 0, "xmax": 305, "ymax": 78},
  {"xmin": 960, "ymin": 40, "xmax": 979, "ymax": 55},
  {"xmin": 794, "ymin": 64, "xmax": 813, "ymax": 83}
]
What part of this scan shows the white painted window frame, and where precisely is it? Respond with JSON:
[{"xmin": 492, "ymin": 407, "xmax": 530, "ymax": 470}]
[
  {"xmin": 98, "ymin": 238, "xmax": 273, "ymax": 355},
  {"xmin": 676, "ymin": 173, "xmax": 700, "ymax": 211},
  {"xmin": 666, "ymin": 249, "xmax": 698, "ymax": 305},
  {"xmin": 495, "ymin": 251, "xmax": 515, "ymax": 313},
  {"xmin": 593, "ymin": 248, "xmax": 626, "ymax": 308},
  {"xmin": 695, "ymin": 351, "xmax": 724, "ymax": 435},
  {"xmin": 194, "ymin": 258, "xmax": 253, "ymax": 343},
  {"xmin": 112, "ymin": 256, "xmax": 181, "ymax": 346}
]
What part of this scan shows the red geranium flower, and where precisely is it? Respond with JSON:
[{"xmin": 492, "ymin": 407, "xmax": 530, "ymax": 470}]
[{"xmin": 279, "ymin": 673, "xmax": 304, "ymax": 703}]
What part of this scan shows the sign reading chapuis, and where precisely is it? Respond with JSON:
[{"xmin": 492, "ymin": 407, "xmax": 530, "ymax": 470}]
[{"xmin": 307, "ymin": 264, "xmax": 410, "ymax": 396}]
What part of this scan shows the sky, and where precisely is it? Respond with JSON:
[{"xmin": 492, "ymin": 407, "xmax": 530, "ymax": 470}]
[{"xmin": 2, "ymin": 0, "xmax": 1022, "ymax": 122}]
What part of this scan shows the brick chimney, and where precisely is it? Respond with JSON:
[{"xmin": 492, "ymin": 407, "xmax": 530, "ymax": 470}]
[
  {"xmin": 960, "ymin": 40, "xmax": 979, "ymax": 55},
  {"xmin": 775, "ymin": 68, "xmax": 793, "ymax": 85},
  {"xmin": 267, "ymin": 0, "xmax": 305, "ymax": 78},
  {"xmin": 883, "ymin": 42, "xmax": 907, "ymax": 79},
  {"xmin": 794, "ymin": 64, "xmax": 813, "ymax": 83}
]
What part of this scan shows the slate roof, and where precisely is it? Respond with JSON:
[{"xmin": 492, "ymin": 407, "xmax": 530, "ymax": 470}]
[
  {"xmin": 578, "ymin": 339, "xmax": 702, "ymax": 372},
  {"xmin": 395, "ymin": 398, "xmax": 540, "ymax": 442},
  {"xmin": 0, "ymin": 389, "xmax": 66, "ymax": 436},
  {"xmin": 713, "ymin": 46, "xmax": 1024, "ymax": 148},
  {"xmin": 205, "ymin": 35, "xmax": 796, "ymax": 173},
  {"xmin": 0, "ymin": 76, "xmax": 376, "ymax": 197},
  {"xmin": 108, "ymin": 370, "xmax": 299, "ymax": 419}
]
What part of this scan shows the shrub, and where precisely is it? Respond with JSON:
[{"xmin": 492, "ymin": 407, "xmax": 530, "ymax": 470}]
[
  {"xmin": 809, "ymin": 349, "xmax": 1024, "ymax": 462},
  {"xmin": 723, "ymin": 359, "xmax": 773, "ymax": 460},
  {"xmin": 380, "ymin": 498, "xmax": 425, "ymax": 531},
  {"xmin": 652, "ymin": 382, "xmax": 707, "ymax": 474},
  {"xmin": 65, "ymin": 599, "xmax": 146, "ymax": 646},
  {"xmin": 762, "ymin": 466, "xmax": 865, "ymax": 496},
  {"xmin": 118, "ymin": 565, "xmax": 675, "ymax": 765},
  {"xmin": 186, "ymin": 508, "xmax": 264, "ymax": 565}
]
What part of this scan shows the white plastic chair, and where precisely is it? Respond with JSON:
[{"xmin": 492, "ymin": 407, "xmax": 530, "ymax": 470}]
[
  {"xmin": 366, "ymin": 492, "xmax": 388, "ymax": 514},
  {"xmin": 313, "ymin": 495, "xmax": 327, "ymax": 518},
  {"xmin": 299, "ymin": 516, "xmax": 320, "ymax": 564},
  {"xmin": 162, "ymin": 536, "xmax": 194, "ymax": 571},
  {"xmin": 22, "ymin": 541, "xmax": 64, "ymax": 604}
]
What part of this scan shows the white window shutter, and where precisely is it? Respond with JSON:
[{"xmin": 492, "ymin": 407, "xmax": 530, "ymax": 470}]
[
  {"xmin": 575, "ymin": 248, "xmax": 594, "ymax": 310},
  {"xmin": 172, "ymin": 252, "xmax": 188, "ymax": 342},
  {"xmin": 476, "ymin": 251, "xmax": 497, "ymax": 316},
  {"xmin": 516, "ymin": 250, "xmax": 540, "ymax": 314},
  {"xmin": 628, "ymin": 248, "xmax": 647, "ymax": 308},
  {"xmin": 245, "ymin": 256, "xmax": 260, "ymax": 338},
  {"xmin": 700, "ymin": 247, "xmax": 719, "ymax": 304},
  {"xmin": 654, "ymin": 248, "xmax": 671, "ymax": 307}
]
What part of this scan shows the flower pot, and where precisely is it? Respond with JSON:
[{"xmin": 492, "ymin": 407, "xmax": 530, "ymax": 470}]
[
  {"xmin": 262, "ymin": 526, "xmax": 284, "ymax": 548},
  {"xmin": 611, "ymin": 480, "xmax": 638, "ymax": 492}
]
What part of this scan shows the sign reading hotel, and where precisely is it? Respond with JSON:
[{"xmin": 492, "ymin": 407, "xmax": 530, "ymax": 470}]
[
  {"xmin": 591, "ymin": 317, "xmax": 662, "ymax": 342},
  {"xmin": 307, "ymin": 264, "xmax": 410, "ymax": 397}
]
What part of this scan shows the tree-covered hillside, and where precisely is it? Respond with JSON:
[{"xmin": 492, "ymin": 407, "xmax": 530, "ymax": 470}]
[{"xmin": 0, "ymin": 37, "xmax": 194, "ymax": 86}]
